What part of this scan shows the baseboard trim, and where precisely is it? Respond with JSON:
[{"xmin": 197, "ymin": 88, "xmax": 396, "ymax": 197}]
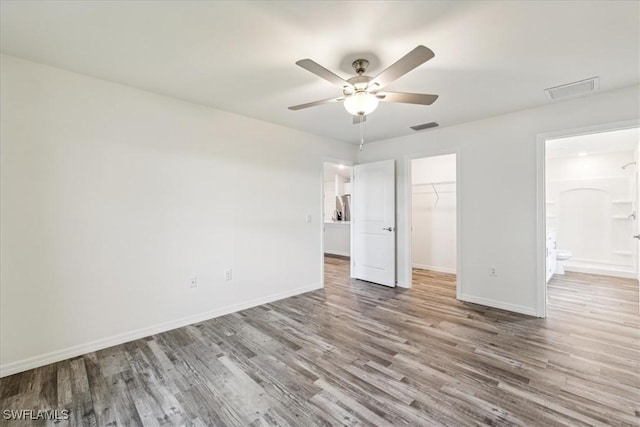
[
  {"xmin": 324, "ymin": 253, "xmax": 350, "ymax": 261},
  {"xmin": 412, "ymin": 263, "xmax": 456, "ymax": 274},
  {"xmin": 458, "ymin": 293, "xmax": 538, "ymax": 317},
  {"xmin": 564, "ymin": 265, "xmax": 637, "ymax": 279},
  {"xmin": 324, "ymin": 251, "xmax": 350, "ymax": 258},
  {"xmin": 0, "ymin": 282, "xmax": 321, "ymax": 378}
]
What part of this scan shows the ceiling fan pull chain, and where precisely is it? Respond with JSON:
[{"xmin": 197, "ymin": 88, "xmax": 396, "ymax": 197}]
[{"xmin": 359, "ymin": 115, "xmax": 365, "ymax": 151}]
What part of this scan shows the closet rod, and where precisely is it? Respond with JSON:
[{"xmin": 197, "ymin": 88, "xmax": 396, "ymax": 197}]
[
  {"xmin": 413, "ymin": 190, "xmax": 456, "ymax": 194},
  {"xmin": 413, "ymin": 180, "xmax": 456, "ymax": 186}
]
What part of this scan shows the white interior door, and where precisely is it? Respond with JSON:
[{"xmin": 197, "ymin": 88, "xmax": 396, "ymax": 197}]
[{"xmin": 352, "ymin": 159, "xmax": 396, "ymax": 287}]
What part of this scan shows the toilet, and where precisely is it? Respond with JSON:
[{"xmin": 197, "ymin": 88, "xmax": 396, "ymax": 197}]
[{"xmin": 555, "ymin": 250, "xmax": 572, "ymax": 275}]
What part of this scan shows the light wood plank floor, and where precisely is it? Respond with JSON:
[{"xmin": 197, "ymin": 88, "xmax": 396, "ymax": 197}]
[{"xmin": 1, "ymin": 257, "xmax": 638, "ymax": 426}]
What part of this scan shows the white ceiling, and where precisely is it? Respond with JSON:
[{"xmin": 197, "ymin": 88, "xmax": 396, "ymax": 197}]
[
  {"xmin": 1, "ymin": 1, "xmax": 638, "ymax": 144},
  {"xmin": 546, "ymin": 127, "xmax": 639, "ymax": 159}
]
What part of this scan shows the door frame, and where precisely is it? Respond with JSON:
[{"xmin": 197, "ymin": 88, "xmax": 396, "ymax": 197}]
[
  {"xmin": 535, "ymin": 119, "xmax": 640, "ymax": 318},
  {"xmin": 403, "ymin": 148, "xmax": 462, "ymax": 296},
  {"xmin": 320, "ymin": 157, "xmax": 355, "ymax": 288}
]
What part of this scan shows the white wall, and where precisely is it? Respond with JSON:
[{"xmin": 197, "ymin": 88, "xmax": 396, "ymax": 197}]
[
  {"xmin": 411, "ymin": 155, "xmax": 457, "ymax": 273},
  {"xmin": 546, "ymin": 150, "xmax": 637, "ymax": 277},
  {"xmin": 0, "ymin": 55, "xmax": 357, "ymax": 375},
  {"xmin": 358, "ymin": 84, "xmax": 640, "ymax": 316},
  {"xmin": 334, "ymin": 174, "xmax": 347, "ymax": 197}
]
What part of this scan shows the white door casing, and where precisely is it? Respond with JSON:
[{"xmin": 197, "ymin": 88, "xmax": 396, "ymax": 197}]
[
  {"xmin": 636, "ymin": 144, "xmax": 640, "ymax": 282},
  {"xmin": 352, "ymin": 160, "xmax": 396, "ymax": 287}
]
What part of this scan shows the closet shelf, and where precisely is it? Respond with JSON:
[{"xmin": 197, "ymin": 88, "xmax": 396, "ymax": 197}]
[
  {"xmin": 413, "ymin": 190, "xmax": 455, "ymax": 195},
  {"xmin": 613, "ymin": 251, "xmax": 633, "ymax": 256},
  {"xmin": 611, "ymin": 200, "xmax": 633, "ymax": 204},
  {"xmin": 612, "ymin": 215, "xmax": 633, "ymax": 220},
  {"xmin": 413, "ymin": 180, "xmax": 456, "ymax": 186}
]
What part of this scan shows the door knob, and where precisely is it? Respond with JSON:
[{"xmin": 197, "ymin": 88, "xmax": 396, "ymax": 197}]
[
  {"xmin": 634, "ymin": 234, "xmax": 640, "ymax": 239},
  {"xmin": 383, "ymin": 227, "xmax": 394, "ymax": 232}
]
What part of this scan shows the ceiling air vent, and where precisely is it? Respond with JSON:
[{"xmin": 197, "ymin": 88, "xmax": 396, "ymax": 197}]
[
  {"xmin": 410, "ymin": 121, "xmax": 439, "ymax": 131},
  {"xmin": 545, "ymin": 77, "xmax": 599, "ymax": 100}
]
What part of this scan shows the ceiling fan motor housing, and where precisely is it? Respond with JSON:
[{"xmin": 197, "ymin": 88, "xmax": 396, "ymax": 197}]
[
  {"xmin": 344, "ymin": 75, "xmax": 373, "ymax": 95},
  {"xmin": 352, "ymin": 59, "xmax": 369, "ymax": 75}
]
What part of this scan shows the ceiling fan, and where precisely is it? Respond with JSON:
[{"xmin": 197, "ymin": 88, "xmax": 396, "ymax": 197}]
[{"xmin": 288, "ymin": 45, "xmax": 438, "ymax": 121}]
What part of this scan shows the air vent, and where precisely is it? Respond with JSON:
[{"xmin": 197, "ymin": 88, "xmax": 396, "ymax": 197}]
[
  {"xmin": 410, "ymin": 121, "xmax": 439, "ymax": 131},
  {"xmin": 545, "ymin": 77, "xmax": 599, "ymax": 100}
]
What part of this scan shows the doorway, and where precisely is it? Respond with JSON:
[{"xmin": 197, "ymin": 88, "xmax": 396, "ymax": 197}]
[
  {"xmin": 407, "ymin": 152, "xmax": 460, "ymax": 292},
  {"xmin": 537, "ymin": 121, "xmax": 640, "ymax": 317},
  {"xmin": 322, "ymin": 161, "xmax": 353, "ymax": 285}
]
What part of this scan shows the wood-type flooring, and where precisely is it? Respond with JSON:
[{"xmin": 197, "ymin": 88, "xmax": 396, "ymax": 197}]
[{"xmin": 1, "ymin": 257, "xmax": 638, "ymax": 426}]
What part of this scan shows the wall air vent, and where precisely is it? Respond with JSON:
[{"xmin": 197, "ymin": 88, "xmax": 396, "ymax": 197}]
[
  {"xmin": 410, "ymin": 121, "xmax": 439, "ymax": 131},
  {"xmin": 544, "ymin": 77, "xmax": 599, "ymax": 100}
]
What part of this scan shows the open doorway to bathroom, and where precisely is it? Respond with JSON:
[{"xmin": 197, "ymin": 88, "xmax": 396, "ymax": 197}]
[
  {"xmin": 543, "ymin": 125, "xmax": 640, "ymax": 316},
  {"xmin": 409, "ymin": 153, "xmax": 458, "ymax": 291},
  {"xmin": 323, "ymin": 162, "xmax": 353, "ymax": 284}
]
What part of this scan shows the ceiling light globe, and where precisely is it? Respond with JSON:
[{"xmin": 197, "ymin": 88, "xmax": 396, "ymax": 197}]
[{"xmin": 344, "ymin": 92, "xmax": 379, "ymax": 116}]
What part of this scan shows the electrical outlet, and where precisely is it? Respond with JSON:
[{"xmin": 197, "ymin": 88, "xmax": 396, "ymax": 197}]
[
  {"xmin": 224, "ymin": 269, "xmax": 232, "ymax": 281},
  {"xmin": 189, "ymin": 276, "xmax": 198, "ymax": 288},
  {"xmin": 489, "ymin": 267, "xmax": 497, "ymax": 277}
]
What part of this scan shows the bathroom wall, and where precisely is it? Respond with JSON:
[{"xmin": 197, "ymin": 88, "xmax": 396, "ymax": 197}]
[
  {"xmin": 546, "ymin": 150, "xmax": 637, "ymax": 277},
  {"xmin": 411, "ymin": 154, "xmax": 457, "ymax": 273}
]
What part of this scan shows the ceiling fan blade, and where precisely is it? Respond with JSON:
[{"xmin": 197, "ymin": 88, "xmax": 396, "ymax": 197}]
[
  {"xmin": 377, "ymin": 92, "xmax": 438, "ymax": 105},
  {"xmin": 370, "ymin": 46, "xmax": 435, "ymax": 89},
  {"xmin": 296, "ymin": 59, "xmax": 353, "ymax": 89},
  {"xmin": 288, "ymin": 97, "xmax": 345, "ymax": 111},
  {"xmin": 352, "ymin": 115, "xmax": 367, "ymax": 125}
]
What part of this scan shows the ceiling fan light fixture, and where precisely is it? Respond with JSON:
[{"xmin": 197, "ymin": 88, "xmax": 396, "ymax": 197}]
[{"xmin": 344, "ymin": 91, "xmax": 379, "ymax": 116}]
